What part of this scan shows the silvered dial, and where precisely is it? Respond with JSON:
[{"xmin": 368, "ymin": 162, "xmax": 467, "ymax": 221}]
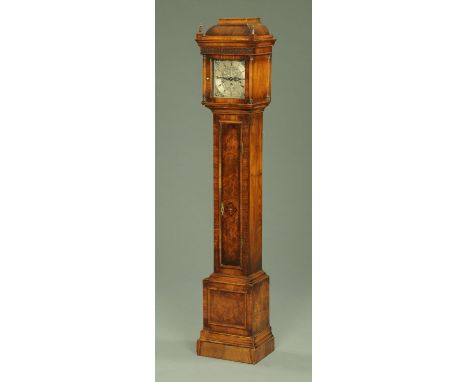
[{"xmin": 212, "ymin": 59, "xmax": 245, "ymax": 98}]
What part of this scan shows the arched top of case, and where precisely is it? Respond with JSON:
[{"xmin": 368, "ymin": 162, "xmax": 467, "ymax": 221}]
[{"xmin": 205, "ymin": 18, "xmax": 270, "ymax": 37}]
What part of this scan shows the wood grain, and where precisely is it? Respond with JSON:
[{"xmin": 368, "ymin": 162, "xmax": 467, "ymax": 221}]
[
  {"xmin": 197, "ymin": 272, "xmax": 274, "ymax": 364},
  {"xmin": 220, "ymin": 123, "xmax": 241, "ymax": 267}
]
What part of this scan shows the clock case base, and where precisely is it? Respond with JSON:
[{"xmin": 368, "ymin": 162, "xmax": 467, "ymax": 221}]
[
  {"xmin": 196, "ymin": 270, "xmax": 274, "ymax": 364},
  {"xmin": 197, "ymin": 330, "xmax": 274, "ymax": 364}
]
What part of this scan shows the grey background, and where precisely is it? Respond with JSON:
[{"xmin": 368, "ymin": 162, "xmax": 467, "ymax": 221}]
[{"xmin": 156, "ymin": 0, "xmax": 311, "ymax": 380}]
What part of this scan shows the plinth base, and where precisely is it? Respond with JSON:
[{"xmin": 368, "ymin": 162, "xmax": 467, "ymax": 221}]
[
  {"xmin": 197, "ymin": 326, "xmax": 274, "ymax": 364},
  {"xmin": 196, "ymin": 271, "xmax": 274, "ymax": 364}
]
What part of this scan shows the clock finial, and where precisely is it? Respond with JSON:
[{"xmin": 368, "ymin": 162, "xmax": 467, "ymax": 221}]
[{"xmin": 198, "ymin": 24, "xmax": 204, "ymax": 35}]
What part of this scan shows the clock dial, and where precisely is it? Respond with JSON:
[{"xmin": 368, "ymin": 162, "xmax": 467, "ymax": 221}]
[{"xmin": 212, "ymin": 59, "xmax": 245, "ymax": 98}]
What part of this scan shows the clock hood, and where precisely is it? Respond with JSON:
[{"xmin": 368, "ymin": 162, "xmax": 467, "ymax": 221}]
[{"xmin": 196, "ymin": 17, "xmax": 275, "ymax": 111}]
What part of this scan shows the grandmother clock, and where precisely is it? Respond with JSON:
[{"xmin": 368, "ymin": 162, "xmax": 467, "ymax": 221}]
[{"xmin": 195, "ymin": 18, "xmax": 276, "ymax": 364}]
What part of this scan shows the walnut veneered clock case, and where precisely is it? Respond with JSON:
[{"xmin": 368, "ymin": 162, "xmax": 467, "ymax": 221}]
[{"xmin": 195, "ymin": 18, "xmax": 276, "ymax": 364}]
